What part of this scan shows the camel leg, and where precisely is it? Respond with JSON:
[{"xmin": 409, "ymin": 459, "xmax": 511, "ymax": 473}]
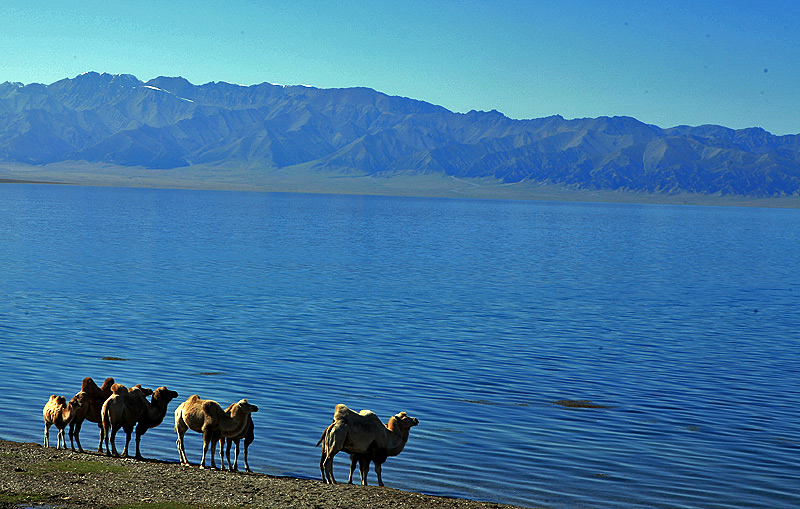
[
  {"xmin": 232, "ymin": 440, "xmax": 241, "ymax": 472},
  {"xmin": 134, "ymin": 431, "xmax": 144, "ymax": 460},
  {"xmin": 374, "ymin": 461, "xmax": 384, "ymax": 487},
  {"xmin": 44, "ymin": 423, "xmax": 50, "ymax": 448},
  {"xmin": 322, "ymin": 455, "xmax": 337, "ymax": 484},
  {"xmin": 218, "ymin": 438, "xmax": 227, "ymax": 471},
  {"xmin": 217, "ymin": 438, "xmax": 225, "ymax": 470},
  {"xmin": 121, "ymin": 428, "xmax": 133, "ymax": 458},
  {"xmin": 109, "ymin": 426, "xmax": 121, "ymax": 457},
  {"xmin": 69, "ymin": 420, "xmax": 83, "ymax": 452},
  {"xmin": 103, "ymin": 424, "xmax": 111, "ymax": 456},
  {"xmin": 319, "ymin": 450, "xmax": 328, "ymax": 483},
  {"xmin": 242, "ymin": 442, "xmax": 250, "ymax": 473},
  {"xmin": 97, "ymin": 423, "xmax": 105, "ymax": 453},
  {"xmin": 176, "ymin": 430, "xmax": 189, "ymax": 466},
  {"xmin": 359, "ymin": 457, "xmax": 370, "ymax": 486},
  {"xmin": 209, "ymin": 432, "xmax": 220, "ymax": 469},
  {"xmin": 175, "ymin": 419, "xmax": 188, "ymax": 466},
  {"xmin": 348, "ymin": 455, "xmax": 357, "ymax": 484},
  {"xmin": 223, "ymin": 439, "xmax": 236, "ymax": 472},
  {"xmin": 200, "ymin": 429, "xmax": 215, "ymax": 469},
  {"xmin": 57, "ymin": 428, "xmax": 65, "ymax": 449},
  {"xmin": 175, "ymin": 436, "xmax": 184, "ymax": 465},
  {"xmin": 199, "ymin": 437, "xmax": 209, "ymax": 469}
]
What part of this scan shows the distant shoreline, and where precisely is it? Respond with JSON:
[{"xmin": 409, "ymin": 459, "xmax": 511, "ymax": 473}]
[
  {"xmin": 2, "ymin": 163, "xmax": 800, "ymax": 209},
  {"xmin": 0, "ymin": 177, "xmax": 70, "ymax": 185}
]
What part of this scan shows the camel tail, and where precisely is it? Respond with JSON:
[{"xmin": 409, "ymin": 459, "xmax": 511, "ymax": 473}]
[
  {"xmin": 173, "ymin": 404, "xmax": 183, "ymax": 433},
  {"xmin": 316, "ymin": 422, "xmax": 334, "ymax": 447}
]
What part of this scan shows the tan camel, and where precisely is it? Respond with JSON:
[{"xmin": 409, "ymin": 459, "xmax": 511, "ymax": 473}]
[
  {"xmin": 43, "ymin": 393, "xmax": 85, "ymax": 449},
  {"xmin": 219, "ymin": 402, "xmax": 255, "ymax": 472},
  {"xmin": 132, "ymin": 386, "xmax": 179, "ymax": 460},
  {"xmin": 174, "ymin": 395, "xmax": 259, "ymax": 469},
  {"xmin": 68, "ymin": 376, "xmax": 115, "ymax": 452},
  {"xmin": 101, "ymin": 383, "xmax": 154, "ymax": 457},
  {"xmin": 317, "ymin": 404, "xmax": 419, "ymax": 486}
]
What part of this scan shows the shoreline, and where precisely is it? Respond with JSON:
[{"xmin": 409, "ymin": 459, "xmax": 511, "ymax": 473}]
[
  {"xmin": 2, "ymin": 163, "xmax": 800, "ymax": 209},
  {"xmin": 0, "ymin": 439, "xmax": 529, "ymax": 509}
]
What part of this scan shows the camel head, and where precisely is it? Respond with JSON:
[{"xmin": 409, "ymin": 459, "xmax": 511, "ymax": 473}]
[
  {"xmin": 129, "ymin": 384, "xmax": 154, "ymax": 397},
  {"xmin": 69, "ymin": 391, "xmax": 87, "ymax": 410},
  {"xmin": 388, "ymin": 412, "xmax": 419, "ymax": 432},
  {"xmin": 152, "ymin": 387, "xmax": 179, "ymax": 403},
  {"xmin": 230, "ymin": 399, "xmax": 259, "ymax": 417}
]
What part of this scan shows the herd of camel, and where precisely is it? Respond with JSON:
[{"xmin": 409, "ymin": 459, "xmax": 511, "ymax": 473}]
[{"xmin": 42, "ymin": 376, "xmax": 419, "ymax": 486}]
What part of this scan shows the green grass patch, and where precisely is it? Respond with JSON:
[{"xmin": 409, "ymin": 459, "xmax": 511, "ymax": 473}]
[
  {"xmin": 25, "ymin": 459, "xmax": 128, "ymax": 476},
  {"xmin": 0, "ymin": 490, "xmax": 54, "ymax": 504}
]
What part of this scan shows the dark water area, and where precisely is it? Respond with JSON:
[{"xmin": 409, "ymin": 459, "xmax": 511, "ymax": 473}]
[{"xmin": 1, "ymin": 184, "xmax": 798, "ymax": 508}]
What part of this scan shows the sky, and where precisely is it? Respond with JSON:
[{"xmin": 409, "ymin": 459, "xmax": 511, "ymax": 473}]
[{"xmin": 1, "ymin": 1, "xmax": 798, "ymax": 135}]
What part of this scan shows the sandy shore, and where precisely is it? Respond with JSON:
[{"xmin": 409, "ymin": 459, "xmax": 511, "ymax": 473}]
[
  {"xmin": 3, "ymin": 162, "xmax": 800, "ymax": 208},
  {"xmin": 0, "ymin": 439, "xmax": 529, "ymax": 509}
]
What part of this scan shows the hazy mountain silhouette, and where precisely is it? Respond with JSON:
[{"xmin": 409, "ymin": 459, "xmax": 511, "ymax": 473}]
[{"xmin": 2, "ymin": 72, "xmax": 799, "ymax": 196}]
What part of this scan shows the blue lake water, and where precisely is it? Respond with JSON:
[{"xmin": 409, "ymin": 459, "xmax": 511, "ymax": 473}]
[{"xmin": 1, "ymin": 183, "xmax": 799, "ymax": 508}]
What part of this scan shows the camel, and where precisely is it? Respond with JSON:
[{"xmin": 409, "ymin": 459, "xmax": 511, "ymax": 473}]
[
  {"xmin": 132, "ymin": 386, "xmax": 179, "ymax": 460},
  {"xmin": 68, "ymin": 376, "xmax": 115, "ymax": 452},
  {"xmin": 219, "ymin": 402, "xmax": 255, "ymax": 472},
  {"xmin": 43, "ymin": 393, "xmax": 85, "ymax": 449},
  {"xmin": 317, "ymin": 404, "xmax": 419, "ymax": 486},
  {"xmin": 101, "ymin": 383, "xmax": 154, "ymax": 457},
  {"xmin": 174, "ymin": 395, "xmax": 259, "ymax": 469}
]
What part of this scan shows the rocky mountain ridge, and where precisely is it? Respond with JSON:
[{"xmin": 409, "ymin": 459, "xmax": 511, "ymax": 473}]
[{"xmin": 2, "ymin": 72, "xmax": 799, "ymax": 197}]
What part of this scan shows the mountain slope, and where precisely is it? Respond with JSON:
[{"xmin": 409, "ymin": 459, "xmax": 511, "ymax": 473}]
[{"xmin": 1, "ymin": 72, "xmax": 799, "ymax": 196}]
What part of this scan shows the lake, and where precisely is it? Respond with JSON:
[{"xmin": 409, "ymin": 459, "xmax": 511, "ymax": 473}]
[{"xmin": 1, "ymin": 183, "xmax": 798, "ymax": 508}]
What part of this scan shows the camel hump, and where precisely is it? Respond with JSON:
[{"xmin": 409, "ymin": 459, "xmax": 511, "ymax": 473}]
[
  {"xmin": 202, "ymin": 399, "xmax": 221, "ymax": 413},
  {"xmin": 333, "ymin": 404, "xmax": 358, "ymax": 421},
  {"xmin": 110, "ymin": 383, "xmax": 128, "ymax": 395},
  {"xmin": 81, "ymin": 377, "xmax": 100, "ymax": 393},
  {"xmin": 55, "ymin": 395, "xmax": 67, "ymax": 406}
]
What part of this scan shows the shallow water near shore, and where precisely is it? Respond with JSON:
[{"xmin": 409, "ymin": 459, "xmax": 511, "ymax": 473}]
[{"xmin": 1, "ymin": 183, "xmax": 799, "ymax": 509}]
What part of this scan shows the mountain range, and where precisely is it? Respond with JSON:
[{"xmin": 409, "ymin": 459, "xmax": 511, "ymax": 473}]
[{"xmin": 2, "ymin": 71, "xmax": 799, "ymax": 197}]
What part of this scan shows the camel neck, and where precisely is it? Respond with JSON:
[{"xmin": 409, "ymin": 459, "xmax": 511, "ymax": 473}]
[
  {"xmin": 386, "ymin": 422, "xmax": 410, "ymax": 455},
  {"xmin": 219, "ymin": 410, "xmax": 249, "ymax": 435}
]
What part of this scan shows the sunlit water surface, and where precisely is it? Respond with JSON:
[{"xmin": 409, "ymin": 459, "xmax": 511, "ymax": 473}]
[{"xmin": 1, "ymin": 184, "xmax": 798, "ymax": 508}]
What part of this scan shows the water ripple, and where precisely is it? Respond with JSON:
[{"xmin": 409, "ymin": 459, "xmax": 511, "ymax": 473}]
[{"xmin": 2, "ymin": 185, "xmax": 800, "ymax": 508}]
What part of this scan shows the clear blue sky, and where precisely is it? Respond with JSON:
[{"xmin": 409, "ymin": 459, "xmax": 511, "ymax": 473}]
[{"xmin": 2, "ymin": 1, "xmax": 798, "ymax": 134}]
